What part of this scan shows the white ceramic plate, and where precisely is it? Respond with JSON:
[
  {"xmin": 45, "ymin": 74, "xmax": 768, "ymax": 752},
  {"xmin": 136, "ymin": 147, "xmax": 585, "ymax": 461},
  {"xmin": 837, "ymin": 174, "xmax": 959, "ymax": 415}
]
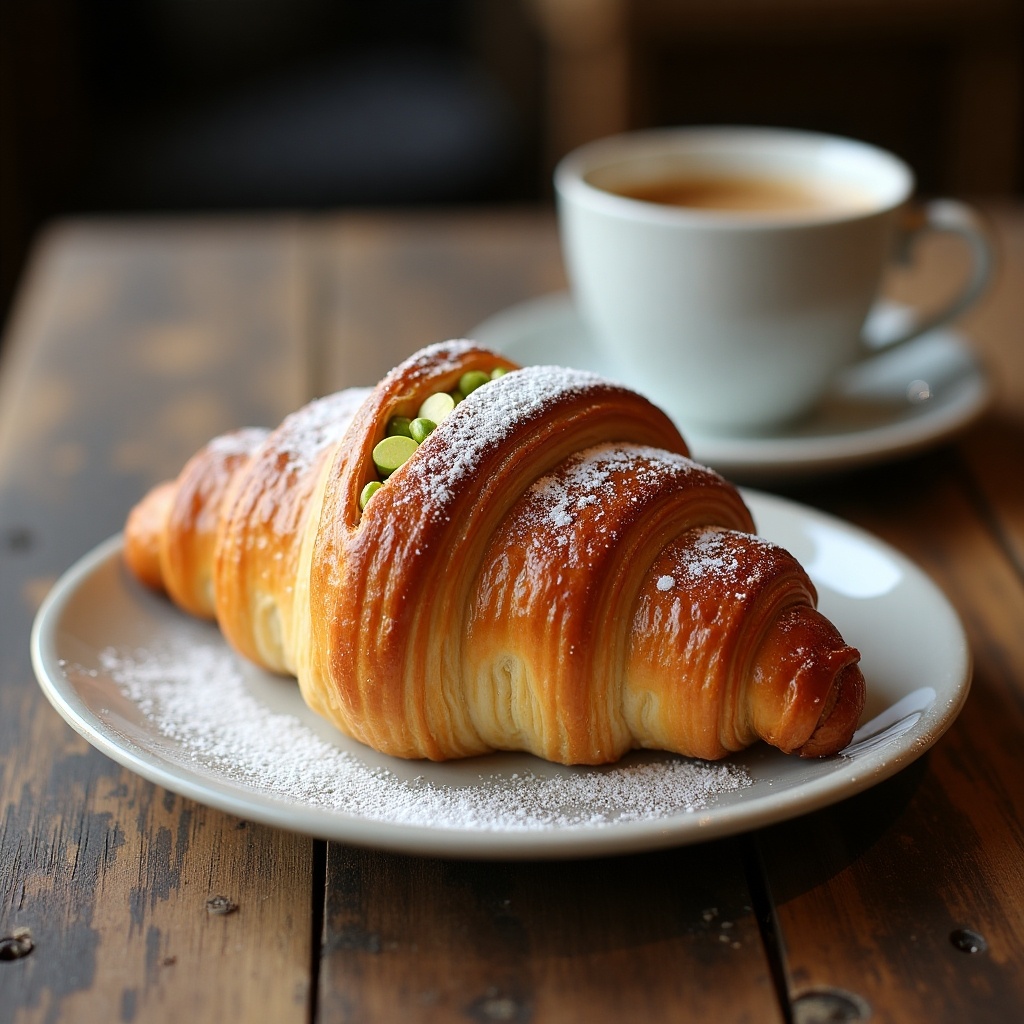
[
  {"xmin": 32, "ymin": 491, "xmax": 970, "ymax": 860},
  {"xmin": 472, "ymin": 293, "xmax": 991, "ymax": 482}
]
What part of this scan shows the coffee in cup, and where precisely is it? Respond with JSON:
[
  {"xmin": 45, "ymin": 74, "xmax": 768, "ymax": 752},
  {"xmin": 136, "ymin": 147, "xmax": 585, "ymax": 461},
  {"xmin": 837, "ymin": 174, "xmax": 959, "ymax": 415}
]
[{"xmin": 607, "ymin": 173, "xmax": 876, "ymax": 216}]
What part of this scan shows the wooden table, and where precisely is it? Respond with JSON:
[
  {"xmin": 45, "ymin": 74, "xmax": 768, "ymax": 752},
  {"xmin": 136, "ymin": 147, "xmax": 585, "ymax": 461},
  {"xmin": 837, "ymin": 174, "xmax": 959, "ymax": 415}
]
[{"xmin": 1, "ymin": 206, "xmax": 1022, "ymax": 1022}]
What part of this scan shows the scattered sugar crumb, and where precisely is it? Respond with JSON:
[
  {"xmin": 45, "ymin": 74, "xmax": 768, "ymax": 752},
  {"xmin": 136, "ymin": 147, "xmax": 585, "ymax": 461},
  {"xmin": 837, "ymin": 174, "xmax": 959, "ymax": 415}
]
[
  {"xmin": 90, "ymin": 638, "xmax": 751, "ymax": 832},
  {"xmin": 656, "ymin": 575, "xmax": 675, "ymax": 592}
]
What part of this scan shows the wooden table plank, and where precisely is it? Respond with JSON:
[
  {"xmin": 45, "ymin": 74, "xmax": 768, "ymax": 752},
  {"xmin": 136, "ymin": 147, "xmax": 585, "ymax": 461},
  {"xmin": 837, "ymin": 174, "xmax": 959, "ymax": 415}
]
[
  {"xmin": 0, "ymin": 219, "xmax": 316, "ymax": 1022},
  {"xmin": 320, "ymin": 842, "xmax": 781, "ymax": 1024},
  {"xmin": 309, "ymin": 208, "xmax": 567, "ymax": 392}
]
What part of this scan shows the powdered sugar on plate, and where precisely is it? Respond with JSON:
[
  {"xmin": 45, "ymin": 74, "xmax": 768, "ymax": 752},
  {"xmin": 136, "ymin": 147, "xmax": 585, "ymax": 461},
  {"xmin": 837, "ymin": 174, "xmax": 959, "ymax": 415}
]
[{"xmin": 91, "ymin": 637, "xmax": 751, "ymax": 833}]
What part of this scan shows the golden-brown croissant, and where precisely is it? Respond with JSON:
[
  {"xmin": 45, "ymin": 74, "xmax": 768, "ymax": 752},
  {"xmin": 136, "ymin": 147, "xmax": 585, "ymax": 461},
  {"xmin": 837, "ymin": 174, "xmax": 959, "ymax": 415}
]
[{"xmin": 124, "ymin": 341, "xmax": 864, "ymax": 764}]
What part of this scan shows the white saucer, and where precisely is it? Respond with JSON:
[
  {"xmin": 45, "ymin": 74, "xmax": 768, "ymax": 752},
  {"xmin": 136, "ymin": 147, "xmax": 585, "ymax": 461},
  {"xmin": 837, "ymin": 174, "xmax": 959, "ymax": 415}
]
[{"xmin": 471, "ymin": 294, "xmax": 992, "ymax": 481}]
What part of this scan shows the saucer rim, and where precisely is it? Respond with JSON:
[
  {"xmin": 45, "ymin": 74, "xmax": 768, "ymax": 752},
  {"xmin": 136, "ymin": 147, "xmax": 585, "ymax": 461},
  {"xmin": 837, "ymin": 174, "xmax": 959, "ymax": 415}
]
[{"xmin": 471, "ymin": 292, "xmax": 991, "ymax": 479}]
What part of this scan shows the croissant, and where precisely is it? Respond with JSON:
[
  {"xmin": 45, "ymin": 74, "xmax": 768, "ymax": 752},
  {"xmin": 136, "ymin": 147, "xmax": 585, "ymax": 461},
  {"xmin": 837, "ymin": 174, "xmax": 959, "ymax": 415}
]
[{"xmin": 124, "ymin": 341, "xmax": 864, "ymax": 764}]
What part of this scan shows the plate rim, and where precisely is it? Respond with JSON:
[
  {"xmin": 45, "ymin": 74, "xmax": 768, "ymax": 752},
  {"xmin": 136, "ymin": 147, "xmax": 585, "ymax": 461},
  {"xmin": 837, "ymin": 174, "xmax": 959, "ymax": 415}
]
[{"xmin": 31, "ymin": 492, "xmax": 972, "ymax": 860}]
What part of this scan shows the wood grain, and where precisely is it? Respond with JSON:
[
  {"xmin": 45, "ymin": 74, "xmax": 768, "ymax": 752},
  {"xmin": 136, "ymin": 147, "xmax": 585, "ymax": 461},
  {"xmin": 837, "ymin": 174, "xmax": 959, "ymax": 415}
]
[{"xmin": 0, "ymin": 219, "xmax": 315, "ymax": 1023}]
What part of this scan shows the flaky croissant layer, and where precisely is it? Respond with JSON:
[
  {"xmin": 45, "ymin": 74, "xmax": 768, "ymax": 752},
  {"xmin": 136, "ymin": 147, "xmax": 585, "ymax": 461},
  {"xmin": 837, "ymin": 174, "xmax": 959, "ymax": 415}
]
[{"xmin": 124, "ymin": 341, "xmax": 865, "ymax": 764}]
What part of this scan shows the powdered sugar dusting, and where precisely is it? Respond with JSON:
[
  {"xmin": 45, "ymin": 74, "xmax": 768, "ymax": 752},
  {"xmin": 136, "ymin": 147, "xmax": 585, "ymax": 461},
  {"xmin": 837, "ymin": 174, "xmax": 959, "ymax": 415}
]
[
  {"xmin": 397, "ymin": 364, "xmax": 610, "ymax": 513},
  {"xmin": 91, "ymin": 637, "xmax": 751, "ymax": 832},
  {"xmin": 273, "ymin": 387, "xmax": 370, "ymax": 478},
  {"xmin": 674, "ymin": 528, "xmax": 759, "ymax": 591},
  {"xmin": 682, "ymin": 528, "xmax": 743, "ymax": 579},
  {"xmin": 206, "ymin": 428, "xmax": 269, "ymax": 459},
  {"xmin": 394, "ymin": 339, "xmax": 480, "ymax": 386},
  {"xmin": 525, "ymin": 444, "xmax": 709, "ymax": 546}
]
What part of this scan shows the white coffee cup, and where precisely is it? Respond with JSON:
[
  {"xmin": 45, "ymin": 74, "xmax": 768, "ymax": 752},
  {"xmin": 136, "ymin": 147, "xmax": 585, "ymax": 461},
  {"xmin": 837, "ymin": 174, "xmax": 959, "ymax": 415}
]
[{"xmin": 555, "ymin": 126, "xmax": 994, "ymax": 433}]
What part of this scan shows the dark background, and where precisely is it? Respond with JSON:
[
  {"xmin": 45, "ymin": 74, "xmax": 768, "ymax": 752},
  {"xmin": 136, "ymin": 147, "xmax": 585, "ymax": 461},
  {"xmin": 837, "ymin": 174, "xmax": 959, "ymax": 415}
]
[{"xmin": 3, "ymin": 0, "xmax": 1023, "ymax": 333}]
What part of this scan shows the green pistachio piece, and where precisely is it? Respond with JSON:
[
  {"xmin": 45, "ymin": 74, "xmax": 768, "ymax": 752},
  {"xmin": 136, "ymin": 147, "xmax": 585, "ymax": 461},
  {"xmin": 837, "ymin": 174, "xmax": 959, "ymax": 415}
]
[
  {"xmin": 459, "ymin": 370, "xmax": 490, "ymax": 396},
  {"xmin": 418, "ymin": 391, "xmax": 456, "ymax": 423},
  {"xmin": 490, "ymin": 367, "xmax": 508, "ymax": 379},
  {"xmin": 359, "ymin": 480, "xmax": 383, "ymax": 509},
  {"xmin": 409, "ymin": 417, "xmax": 437, "ymax": 444},
  {"xmin": 386, "ymin": 416, "xmax": 413, "ymax": 438},
  {"xmin": 372, "ymin": 434, "xmax": 418, "ymax": 478}
]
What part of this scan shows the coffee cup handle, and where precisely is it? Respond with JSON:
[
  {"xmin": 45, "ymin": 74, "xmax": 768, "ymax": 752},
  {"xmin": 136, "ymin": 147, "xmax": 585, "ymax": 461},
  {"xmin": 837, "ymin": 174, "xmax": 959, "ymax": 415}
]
[{"xmin": 867, "ymin": 198, "xmax": 994, "ymax": 352}]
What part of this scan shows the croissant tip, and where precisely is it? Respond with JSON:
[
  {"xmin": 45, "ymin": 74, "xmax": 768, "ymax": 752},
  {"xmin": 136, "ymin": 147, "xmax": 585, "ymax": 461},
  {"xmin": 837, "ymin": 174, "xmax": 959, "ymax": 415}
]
[
  {"xmin": 794, "ymin": 661, "xmax": 867, "ymax": 758},
  {"xmin": 123, "ymin": 481, "xmax": 175, "ymax": 591}
]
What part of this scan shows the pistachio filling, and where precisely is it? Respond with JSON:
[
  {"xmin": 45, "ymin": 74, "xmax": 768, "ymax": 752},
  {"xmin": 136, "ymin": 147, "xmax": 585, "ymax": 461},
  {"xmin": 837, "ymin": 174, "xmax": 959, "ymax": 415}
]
[{"xmin": 360, "ymin": 366, "xmax": 507, "ymax": 512}]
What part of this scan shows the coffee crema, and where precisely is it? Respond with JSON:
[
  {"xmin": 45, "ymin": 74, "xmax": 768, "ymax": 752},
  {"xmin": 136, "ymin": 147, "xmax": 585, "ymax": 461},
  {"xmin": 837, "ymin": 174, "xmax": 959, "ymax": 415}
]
[{"xmin": 605, "ymin": 174, "xmax": 875, "ymax": 215}]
